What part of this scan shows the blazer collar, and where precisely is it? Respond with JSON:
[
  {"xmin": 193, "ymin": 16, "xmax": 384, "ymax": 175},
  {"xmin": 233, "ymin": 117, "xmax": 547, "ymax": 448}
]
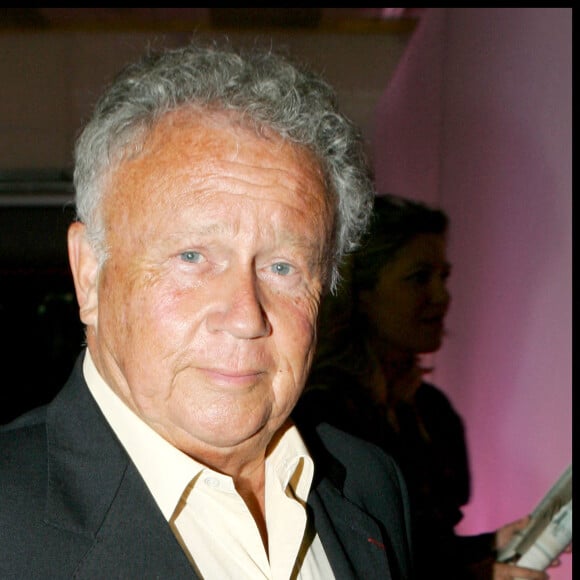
[
  {"xmin": 44, "ymin": 353, "xmax": 195, "ymax": 577},
  {"xmin": 299, "ymin": 421, "xmax": 395, "ymax": 580}
]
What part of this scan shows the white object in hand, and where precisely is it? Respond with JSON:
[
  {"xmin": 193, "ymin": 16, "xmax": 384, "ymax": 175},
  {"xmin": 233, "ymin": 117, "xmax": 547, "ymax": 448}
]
[{"xmin": 516, "ymin": 500, "xmax": 572, "ymax": 570}]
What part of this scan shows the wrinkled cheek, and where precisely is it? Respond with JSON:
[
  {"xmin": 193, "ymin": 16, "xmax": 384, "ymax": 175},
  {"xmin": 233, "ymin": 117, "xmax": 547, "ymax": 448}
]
[
  {"xmin": 299, "ymin": 294, "xmax": 321, "ymax": 344},
  {"xmin": 304, "ymin": 303, "xmax": 320, "ymax": 360},
  {"xmin": 130, "ymin": 297, "xmax": 178, "ymax": 356},
  {"xmin": 286, "ymin": 314, "xmax": 318, "ymax": 390},
  {"xmin": 98, "ymin": 278, "xmax": 166, "ymax": 363}
]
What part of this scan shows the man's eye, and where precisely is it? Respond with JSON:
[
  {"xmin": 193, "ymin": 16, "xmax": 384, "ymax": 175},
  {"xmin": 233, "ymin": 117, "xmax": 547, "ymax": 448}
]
[
  {"xmin": 271, "ymin": 262, "xmax": 292, "ymax": 276},
  {"xmin": 180, "ymin": 251, "xmax": 203, "ymax": 263}
]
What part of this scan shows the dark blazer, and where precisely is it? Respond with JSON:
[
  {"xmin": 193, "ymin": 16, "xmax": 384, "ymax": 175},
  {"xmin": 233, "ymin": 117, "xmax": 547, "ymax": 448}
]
[{"xmin": 1, "ymin": 352, "xmax": 413, "ymax": 579}]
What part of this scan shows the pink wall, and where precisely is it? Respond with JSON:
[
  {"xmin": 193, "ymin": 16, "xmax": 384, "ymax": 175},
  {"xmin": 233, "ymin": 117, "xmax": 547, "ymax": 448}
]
[{"xmin": 374, "ymin": 8, "xmax": 572, "ymax": 578}]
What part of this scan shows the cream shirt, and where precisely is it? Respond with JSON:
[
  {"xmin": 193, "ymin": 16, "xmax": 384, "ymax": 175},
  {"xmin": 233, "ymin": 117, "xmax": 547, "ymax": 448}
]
[{"xmin": 83, "ymin": 351, "xmax": 335, "ymax": 579}]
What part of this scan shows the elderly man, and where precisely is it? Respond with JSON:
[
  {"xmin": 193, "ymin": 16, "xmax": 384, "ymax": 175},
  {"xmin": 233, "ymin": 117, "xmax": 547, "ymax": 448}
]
[{"xmin": 1, "ymin": 42, "xmax": 412, "ymax": 579}]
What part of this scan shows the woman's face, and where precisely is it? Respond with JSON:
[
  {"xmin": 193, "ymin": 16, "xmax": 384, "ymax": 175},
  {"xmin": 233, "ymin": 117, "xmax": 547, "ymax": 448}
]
[{"xmin": 358, "ymin": 233, "xmax": 451, "ymax": 355}]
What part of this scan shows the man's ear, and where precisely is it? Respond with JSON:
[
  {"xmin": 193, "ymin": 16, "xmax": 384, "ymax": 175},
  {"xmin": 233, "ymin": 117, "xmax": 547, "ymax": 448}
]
[{"xmin": 67, "ymin": 221, "xmax": 99, "ymax": 327}]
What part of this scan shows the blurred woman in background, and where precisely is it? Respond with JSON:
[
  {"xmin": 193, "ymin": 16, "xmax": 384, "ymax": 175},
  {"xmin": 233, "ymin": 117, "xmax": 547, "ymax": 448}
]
[{"xmin": 295, "ymin": 194, "xmax": 547, "ymax": 580}]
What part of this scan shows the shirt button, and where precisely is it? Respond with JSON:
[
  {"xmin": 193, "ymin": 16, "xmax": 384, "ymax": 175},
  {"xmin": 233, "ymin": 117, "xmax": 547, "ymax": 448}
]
[{"xmin": 204, "ymin": 477, "xmax": 220, "ymax": 488}]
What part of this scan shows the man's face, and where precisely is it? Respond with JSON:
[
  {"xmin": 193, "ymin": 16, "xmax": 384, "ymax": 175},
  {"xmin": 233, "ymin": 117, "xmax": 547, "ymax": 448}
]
[
  {"xmin": 73, "ymin": 109, "xmax": 332, "ymax": 459},
  {"xmin": 359, "ymin": 233, "xmax": 451, "ymax": 355}
]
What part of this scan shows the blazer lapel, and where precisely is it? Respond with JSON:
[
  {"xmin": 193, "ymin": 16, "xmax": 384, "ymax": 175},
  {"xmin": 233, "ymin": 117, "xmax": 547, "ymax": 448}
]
[
  {"xmin": 308, "ymin": 478, "xmax": 393, "ymax": 580},
  {"xmin": 44, "ymin": 356, "xmax": 196, "ymax": 578},
  {"xmin": 73, "ymin": 462, "xmax": 196, "ymax": 579},
  {"xmin": 298, "ymin": 420, "xmax": 396, "ymax": 580}
]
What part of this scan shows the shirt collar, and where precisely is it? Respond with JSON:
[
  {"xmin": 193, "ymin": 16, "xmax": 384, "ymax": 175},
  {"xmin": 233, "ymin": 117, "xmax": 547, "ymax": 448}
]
[
  {"xmin": 83, "ymin": 350, "xmax": 202, "ymax": 519},
  {"xmin": 267, "ymin": 421, "xmax": 314, "ymax": 502}
]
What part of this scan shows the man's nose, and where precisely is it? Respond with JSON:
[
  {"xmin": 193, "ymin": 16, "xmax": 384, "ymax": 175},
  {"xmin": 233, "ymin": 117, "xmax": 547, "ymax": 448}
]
[{"xmin": 206, "ymin": 267, "xmax": 271, "ymax": 339}]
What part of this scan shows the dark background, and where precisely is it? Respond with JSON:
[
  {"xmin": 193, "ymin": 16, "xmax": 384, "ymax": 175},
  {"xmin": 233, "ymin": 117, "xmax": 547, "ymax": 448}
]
[{"xmin": 1, "ymin": 197, "xmax": 84, "ymax": 424}]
